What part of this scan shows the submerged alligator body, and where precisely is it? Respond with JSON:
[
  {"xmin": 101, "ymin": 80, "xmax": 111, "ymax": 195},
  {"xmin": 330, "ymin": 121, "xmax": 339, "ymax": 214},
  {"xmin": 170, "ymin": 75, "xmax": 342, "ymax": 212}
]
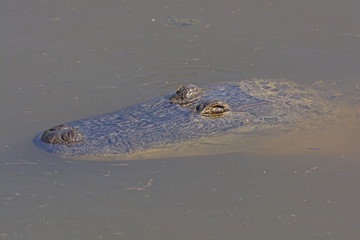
[{"xmin": 34, "ymin": 79, "xmax": 329, "ymax": 158}]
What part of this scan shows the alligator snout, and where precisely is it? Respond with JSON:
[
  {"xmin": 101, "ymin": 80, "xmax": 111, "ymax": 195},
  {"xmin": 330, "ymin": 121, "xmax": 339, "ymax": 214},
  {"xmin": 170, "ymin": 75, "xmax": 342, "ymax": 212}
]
[{"xmin": 41, "ymin": 125, "xmax": 83, "ymax": 145}]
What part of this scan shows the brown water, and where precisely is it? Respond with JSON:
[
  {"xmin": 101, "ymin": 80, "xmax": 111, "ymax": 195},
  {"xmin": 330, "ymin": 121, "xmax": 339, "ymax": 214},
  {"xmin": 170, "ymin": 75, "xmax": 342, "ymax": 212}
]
[{"xmin": 1, "ymin": 0, "xmax": 360, "ymax": 239}]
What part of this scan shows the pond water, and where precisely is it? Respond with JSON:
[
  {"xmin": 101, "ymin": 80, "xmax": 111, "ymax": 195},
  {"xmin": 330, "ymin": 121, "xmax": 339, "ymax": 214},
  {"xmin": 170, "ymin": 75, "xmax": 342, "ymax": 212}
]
[{"xmin": 1, "ymin": 0, "xmax": 360, "ymax": 239}]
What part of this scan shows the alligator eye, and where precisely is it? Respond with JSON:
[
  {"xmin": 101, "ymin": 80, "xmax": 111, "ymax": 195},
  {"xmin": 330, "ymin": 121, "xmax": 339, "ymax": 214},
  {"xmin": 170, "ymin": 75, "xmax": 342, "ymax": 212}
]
[
  {"xmin": 196, "ymin": 100, "xmax": 230, "ymax": 117},
  {"xmin": 170, "ymin": 84, "xmax": 202, "ymax": 104}
]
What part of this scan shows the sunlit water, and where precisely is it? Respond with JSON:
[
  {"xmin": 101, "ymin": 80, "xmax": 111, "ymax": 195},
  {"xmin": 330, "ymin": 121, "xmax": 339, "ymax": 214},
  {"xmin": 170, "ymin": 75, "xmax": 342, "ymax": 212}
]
[{"xmin": 1, "ymin": 0, "xmax": 360, "ymax": 239}]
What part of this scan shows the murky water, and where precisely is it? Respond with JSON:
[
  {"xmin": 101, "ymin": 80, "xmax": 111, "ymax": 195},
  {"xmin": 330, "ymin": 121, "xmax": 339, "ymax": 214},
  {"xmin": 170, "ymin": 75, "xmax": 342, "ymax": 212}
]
[{"xmin": 1, "ymin": 0, "xmax": 360, "ymax": 239}]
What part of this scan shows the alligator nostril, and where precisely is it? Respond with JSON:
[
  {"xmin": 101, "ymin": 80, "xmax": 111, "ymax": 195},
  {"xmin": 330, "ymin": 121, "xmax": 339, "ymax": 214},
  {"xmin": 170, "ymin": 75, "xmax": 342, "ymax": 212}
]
[
  {"xmin": 41, "ymin": 125, "xmax": 83, "ymax": 145},
  {"xmin": 62, "ymin": 130, "xmax": 73, "ymax": 141},
  {"xmin": 74, "ymin": 133, "xmax": 84, "ymax": 142}
]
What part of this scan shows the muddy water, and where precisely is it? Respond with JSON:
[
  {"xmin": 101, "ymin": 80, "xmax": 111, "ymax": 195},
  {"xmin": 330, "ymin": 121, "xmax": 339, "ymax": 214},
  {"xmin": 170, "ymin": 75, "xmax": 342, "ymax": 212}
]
[{"xmin": 1, "ymin": 0, "xmax": 360, "ymax": 239}]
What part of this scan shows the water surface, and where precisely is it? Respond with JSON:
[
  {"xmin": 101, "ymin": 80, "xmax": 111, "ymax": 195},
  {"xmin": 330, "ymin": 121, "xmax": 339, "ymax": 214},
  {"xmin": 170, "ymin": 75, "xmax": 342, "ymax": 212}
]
[{"xmin": 1, "ymin": 0, "xmax": 360, "ymax": 239}]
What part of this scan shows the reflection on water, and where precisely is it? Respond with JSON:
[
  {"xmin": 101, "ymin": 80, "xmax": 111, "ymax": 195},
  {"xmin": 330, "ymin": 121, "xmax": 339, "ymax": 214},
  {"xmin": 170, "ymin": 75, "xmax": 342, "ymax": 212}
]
[{"xmin": 1, "ymin": 0, "xmax": 360, "ymax": 239}]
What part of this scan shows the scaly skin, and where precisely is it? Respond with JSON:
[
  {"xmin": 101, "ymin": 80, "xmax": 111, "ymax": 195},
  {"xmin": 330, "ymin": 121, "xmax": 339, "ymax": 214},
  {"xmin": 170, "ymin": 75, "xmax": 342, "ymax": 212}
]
[{"xmin": 35, "ymin": 80, "xmax": 331, "ymax": 157}]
